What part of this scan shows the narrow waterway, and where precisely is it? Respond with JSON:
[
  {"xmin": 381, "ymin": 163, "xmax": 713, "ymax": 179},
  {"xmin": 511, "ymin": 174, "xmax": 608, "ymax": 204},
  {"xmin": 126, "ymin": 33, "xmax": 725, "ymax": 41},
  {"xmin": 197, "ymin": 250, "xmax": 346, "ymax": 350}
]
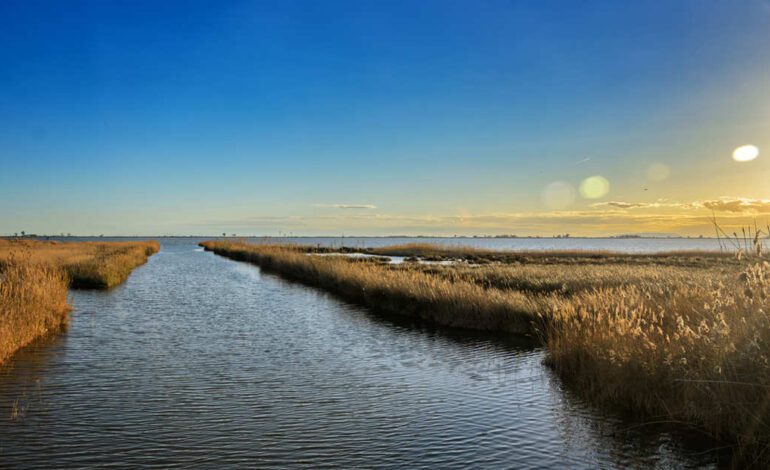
[{"xmin": 0, "ymin": 240, "xmax": 728, "ymax": 468}]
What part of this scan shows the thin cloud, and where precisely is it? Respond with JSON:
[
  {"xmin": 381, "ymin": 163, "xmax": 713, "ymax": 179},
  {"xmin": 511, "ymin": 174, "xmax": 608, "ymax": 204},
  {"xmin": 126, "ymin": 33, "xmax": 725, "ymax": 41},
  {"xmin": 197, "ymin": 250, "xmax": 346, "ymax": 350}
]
[
  {"xmin": 591, "ymin": 201, "xmax": 696, "ymax": 210},
  {"xmin": 313, "ymin": 203, "xmax": 377, "ymax": 210},
  {"xmin": 592, "ymin": 201, "xmax": 650, "ymax": 209},
  {"xmin": 592, "ymin": 197, "xmax": 770, "ymax": 214},
  {"xmin": 699, "ymin": 198, "xmax": 770, "ymax": 213}
]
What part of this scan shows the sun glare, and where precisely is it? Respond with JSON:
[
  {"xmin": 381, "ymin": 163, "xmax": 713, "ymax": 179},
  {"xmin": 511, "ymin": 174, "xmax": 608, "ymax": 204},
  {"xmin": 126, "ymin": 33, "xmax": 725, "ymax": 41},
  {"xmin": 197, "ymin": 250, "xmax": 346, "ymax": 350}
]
[{"xmin": 732, "ymin": 144, "xmax": 759, "ymax": 162}]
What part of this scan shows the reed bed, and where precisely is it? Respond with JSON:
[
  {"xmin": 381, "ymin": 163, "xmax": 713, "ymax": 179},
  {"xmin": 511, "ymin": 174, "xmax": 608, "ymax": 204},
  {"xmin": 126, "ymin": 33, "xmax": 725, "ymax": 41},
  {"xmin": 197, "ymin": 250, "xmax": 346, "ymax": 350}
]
[
  {"xmin": 0, "ymin": 239, "xmax": 159, "ymax": 364},
  {"xmin": 0, "ymin": 239, "xmax": 160, "ymax": 288},
  {"xmin": 0, "ymin": 256, "xmax": 70, "ymax": 364},
  {"xmin": 64, "ymin": 242, "xmax": 160, "ymax": 288},
  {"xmin": 201, "ymin": 239, "xmax": 769, "ymax": 459},
  {"xmin": 545, "ymin": 262, "xmax": 770, "ymax": 460},
  {"xmin": 413, "ymin": 263, "xmax": 733, "ymax": 296},
  {"xmin": 200, "ymin": 241, "xmax": 547, "ymax": 333}
]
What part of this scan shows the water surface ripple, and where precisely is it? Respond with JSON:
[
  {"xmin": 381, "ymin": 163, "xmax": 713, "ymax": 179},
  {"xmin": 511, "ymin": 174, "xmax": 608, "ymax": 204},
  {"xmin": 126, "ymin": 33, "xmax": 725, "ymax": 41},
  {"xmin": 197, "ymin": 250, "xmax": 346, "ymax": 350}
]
[{"xmin": 0, "ymin": 240, "xmax": 727, "ymax": 468}]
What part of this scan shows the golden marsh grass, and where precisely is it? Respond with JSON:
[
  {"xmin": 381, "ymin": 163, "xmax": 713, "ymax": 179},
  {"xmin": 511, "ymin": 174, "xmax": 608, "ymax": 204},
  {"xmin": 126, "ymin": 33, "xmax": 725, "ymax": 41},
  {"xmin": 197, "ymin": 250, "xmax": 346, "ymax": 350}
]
[
  {"xmin": 0, "ymin": 239, "xmax": 160, "ymax": 288},
  {"xmin": 200, "ymin": 241, "xmax": 546, "ymax": 333},
  {"xmin": 0, "ymin": 238, "xmax": 159, "ymax": 364},
  {"xmin": 0, "ymin": 256, "xmax": 69, "ymax": 364},
  {"xmin": 546, "ymin": 262, "xmax": 770, "ymax": 456}
]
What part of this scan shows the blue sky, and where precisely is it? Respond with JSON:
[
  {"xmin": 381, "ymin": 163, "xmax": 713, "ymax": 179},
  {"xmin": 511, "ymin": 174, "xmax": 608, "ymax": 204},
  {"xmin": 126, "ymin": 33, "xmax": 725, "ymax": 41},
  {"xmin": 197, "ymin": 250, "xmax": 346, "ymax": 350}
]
[{"xmin": 1, "ymin": 0, "xmax": 769, "ymax": 235}]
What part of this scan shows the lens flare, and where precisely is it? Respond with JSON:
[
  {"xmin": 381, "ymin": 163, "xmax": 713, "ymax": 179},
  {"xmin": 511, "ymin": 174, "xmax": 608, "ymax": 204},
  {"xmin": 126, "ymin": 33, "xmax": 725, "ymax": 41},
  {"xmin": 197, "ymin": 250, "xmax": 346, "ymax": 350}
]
[
  {"xmin": 542, "ymin": 181, "xmax": 575, "ymax": 210},
  {"xmin": 647, "ymin": 163, "xmax": 670, "ymax": 181},
  {"xmin": 579, "ymin": 176, "xmax": 610, "ymax": 199},
  {"xmin": 733, "ymin": 145, "xmax": 759, "ymax": 162}
]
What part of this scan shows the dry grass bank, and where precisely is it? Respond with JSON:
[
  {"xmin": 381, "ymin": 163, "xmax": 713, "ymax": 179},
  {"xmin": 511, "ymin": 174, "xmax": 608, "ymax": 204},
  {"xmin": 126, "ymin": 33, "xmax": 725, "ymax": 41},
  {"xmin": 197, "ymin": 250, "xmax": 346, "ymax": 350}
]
[
  {"xmin": 0, "ymin": 239, "xmax": 160, "ymax": 288},
  {"xmin": 0, "ymin": 256, "xmax": 70, "ymax": 364},
  {"xmin": 200, "ymin": 241, "xmax": 547, "ymax": 333},
  {"xmin": 201, "ymin": 239, "xmax": 768, "ymax": 459},
  {"xmin": 0, "ymin": 239, "xmax": 159, "ymax": 364}
]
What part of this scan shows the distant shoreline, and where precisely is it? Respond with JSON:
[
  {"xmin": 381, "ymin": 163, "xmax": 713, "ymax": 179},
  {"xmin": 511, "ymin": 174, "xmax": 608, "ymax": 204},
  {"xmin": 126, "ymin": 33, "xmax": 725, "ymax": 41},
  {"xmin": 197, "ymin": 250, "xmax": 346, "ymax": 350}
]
[{"xmin": 1, "ymin": 235, "xmax": 718, "ymax": 240}]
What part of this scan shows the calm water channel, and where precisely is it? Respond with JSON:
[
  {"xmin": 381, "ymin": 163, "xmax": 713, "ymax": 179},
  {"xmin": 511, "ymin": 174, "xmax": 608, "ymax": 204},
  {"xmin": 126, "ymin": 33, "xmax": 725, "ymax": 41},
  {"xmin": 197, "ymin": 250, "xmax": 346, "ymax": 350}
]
[{"xmin": 0, "ymin": 240, "xmax": 731, "ymax": 468}]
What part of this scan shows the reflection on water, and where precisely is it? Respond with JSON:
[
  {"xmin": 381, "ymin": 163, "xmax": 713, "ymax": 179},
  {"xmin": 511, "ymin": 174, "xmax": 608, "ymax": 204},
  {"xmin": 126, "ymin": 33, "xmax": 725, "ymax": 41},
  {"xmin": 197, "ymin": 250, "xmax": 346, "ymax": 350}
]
[
  {"xmin": 0, "ymin": 334, "xmax": 68, "ymax": 423},
  {"xmin": 0, "ymin": 240, "xmax": 731, "ymax": 468}
]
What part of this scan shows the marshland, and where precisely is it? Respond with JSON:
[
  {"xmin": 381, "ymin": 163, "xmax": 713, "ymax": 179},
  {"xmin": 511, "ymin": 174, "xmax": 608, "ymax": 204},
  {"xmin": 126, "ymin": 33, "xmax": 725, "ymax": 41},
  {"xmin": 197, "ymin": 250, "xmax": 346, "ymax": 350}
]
[
  {"xmin": 0, "ymin": 236, "xmax": 765, "ymax": 467},
  {"xmin": 0, "ymin": 237, "xmax": 749, "ymax": 468},
  {"xmin": 200, "ymin": 238, "xmax": 770, "ymax": 465}
]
